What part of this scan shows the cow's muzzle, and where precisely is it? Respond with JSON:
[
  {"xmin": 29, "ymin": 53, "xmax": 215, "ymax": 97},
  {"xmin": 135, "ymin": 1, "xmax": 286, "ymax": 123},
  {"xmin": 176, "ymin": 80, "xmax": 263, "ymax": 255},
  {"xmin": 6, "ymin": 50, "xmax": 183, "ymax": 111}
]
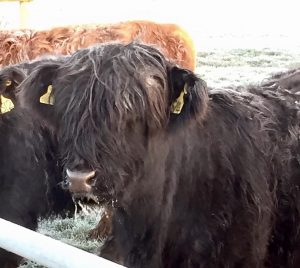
[{"xmin": 64, "ymin": 169, "xmax": 96, "ymax": 193}]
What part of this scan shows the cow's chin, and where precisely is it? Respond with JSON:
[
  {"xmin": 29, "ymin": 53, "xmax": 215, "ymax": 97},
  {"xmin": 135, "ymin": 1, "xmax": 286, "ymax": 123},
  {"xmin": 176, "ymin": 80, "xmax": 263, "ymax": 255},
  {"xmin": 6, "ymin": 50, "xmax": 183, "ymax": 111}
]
[{"xmin": 71, "ymin": 188, "xmax": 114, "ymax": 207}]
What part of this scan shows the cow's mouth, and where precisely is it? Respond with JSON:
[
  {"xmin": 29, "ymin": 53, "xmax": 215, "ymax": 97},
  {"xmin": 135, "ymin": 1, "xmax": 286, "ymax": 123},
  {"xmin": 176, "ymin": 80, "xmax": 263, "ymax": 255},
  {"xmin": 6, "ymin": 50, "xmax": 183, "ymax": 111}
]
[
  {"xmin": 70, "ymin": 194, "xmax": 101, "ymax": 217},
  {"xmin": 72, "ymin": 192, "xmax": 99, "ymax": 204}
]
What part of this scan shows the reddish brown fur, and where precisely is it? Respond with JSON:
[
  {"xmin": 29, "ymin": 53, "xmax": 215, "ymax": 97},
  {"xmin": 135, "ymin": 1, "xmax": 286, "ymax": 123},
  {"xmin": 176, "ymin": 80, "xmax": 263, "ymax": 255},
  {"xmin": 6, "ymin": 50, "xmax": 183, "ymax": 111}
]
[
  {"xmin": 0, "ymin": 20, "xmax": 197, "ymax": 70},
  {"xmin": 88, "ymin": 205, "xmax": 113, "ymax": 239}
]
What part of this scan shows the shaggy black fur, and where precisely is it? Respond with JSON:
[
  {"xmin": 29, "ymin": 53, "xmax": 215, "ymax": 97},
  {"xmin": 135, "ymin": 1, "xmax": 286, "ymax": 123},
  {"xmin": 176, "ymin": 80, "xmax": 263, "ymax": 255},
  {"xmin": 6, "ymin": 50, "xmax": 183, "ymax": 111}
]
[
  {"xmin": 0, "ymin": 107, "xmax": 74, "ymax": 267},
  {"xmin": 19, "ymin": 43, "xmax": 300, "ymax": 268}
]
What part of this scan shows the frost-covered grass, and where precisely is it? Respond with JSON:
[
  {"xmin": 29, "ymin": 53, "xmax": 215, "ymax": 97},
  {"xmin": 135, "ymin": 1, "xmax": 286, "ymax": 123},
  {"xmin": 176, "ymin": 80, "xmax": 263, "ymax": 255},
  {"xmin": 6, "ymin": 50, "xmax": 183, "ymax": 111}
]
[
  {"xmin": 19, "ymin": 209, "xmax": 103, "ymax": 268},
  {"xmin": 18, "ymin": 40, "xmax": 300, "ymax": 267},
  {"xmin": 196, "ymin": 48, "xmax": 300, "ymax": 88}
]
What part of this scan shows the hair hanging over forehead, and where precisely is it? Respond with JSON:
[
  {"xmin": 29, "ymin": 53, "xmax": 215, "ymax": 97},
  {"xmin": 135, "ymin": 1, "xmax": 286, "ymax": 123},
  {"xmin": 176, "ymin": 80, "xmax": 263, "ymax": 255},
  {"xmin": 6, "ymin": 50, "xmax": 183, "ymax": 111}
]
[
  {"xmin": 51, "ymin": 42, "xmax": 206, "ymax": 169},
  {"xmin": 55, "ymin": 42, "xmax": 173, "ymax": 132}
]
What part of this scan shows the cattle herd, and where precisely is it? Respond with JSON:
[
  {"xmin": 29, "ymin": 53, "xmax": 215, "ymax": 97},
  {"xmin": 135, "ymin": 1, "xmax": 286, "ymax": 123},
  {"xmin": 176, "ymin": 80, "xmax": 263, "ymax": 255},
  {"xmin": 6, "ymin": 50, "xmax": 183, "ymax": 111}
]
[{"xmin": 0, "ymin": 19, "xmax": 300, "ymax": 268}]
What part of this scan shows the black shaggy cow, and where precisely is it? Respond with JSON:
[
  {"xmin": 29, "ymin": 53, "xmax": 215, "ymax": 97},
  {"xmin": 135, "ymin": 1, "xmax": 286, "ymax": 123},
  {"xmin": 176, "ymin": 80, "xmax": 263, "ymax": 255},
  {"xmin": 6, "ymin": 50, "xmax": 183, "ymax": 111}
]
[
  {"xmin": 18, "ymin": 43, "xmax": 300, "ymax": 267},
  {"xmin": 0, "ymin": 58, "xmax": 74, "ymax": 267}
]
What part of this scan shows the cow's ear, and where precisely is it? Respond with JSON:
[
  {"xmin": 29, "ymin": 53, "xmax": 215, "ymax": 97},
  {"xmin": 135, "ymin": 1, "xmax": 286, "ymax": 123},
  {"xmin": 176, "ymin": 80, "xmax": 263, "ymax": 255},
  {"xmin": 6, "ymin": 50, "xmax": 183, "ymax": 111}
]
[
  {"xmin": 167, "ymin": 65, "xmax": 208, "ymax": 122},
  {"xmin": 0, "ymin": 67, "xmax": 26, "ymax": 101},
  {"xmin": 18, "ymin": 63, "xmax": 59, "ymax": 108}
]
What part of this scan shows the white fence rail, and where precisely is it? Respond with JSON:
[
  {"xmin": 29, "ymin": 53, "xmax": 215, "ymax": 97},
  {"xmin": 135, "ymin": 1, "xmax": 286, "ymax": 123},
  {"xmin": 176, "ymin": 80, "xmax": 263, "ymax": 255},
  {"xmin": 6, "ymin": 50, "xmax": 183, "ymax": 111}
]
[{"xmin": 0, "ymin": 218, "xmax": 125, "ymax": 268}]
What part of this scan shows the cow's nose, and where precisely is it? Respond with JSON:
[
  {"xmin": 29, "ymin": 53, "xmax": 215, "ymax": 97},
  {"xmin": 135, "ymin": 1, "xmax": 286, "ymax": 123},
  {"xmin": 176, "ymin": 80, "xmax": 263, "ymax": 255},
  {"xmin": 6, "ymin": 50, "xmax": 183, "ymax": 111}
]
[{"xmin": 66, "ymin": 169, "xmax": 96, "ymax": 193}]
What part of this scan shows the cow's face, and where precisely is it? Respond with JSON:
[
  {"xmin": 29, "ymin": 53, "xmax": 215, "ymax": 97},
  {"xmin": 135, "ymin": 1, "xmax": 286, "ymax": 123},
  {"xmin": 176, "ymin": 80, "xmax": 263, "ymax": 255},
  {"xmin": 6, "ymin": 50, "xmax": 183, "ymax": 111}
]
[
  {"xmin": 13, "ymin": 56, "xmax": 69, "ymax": 129},
  {"xmin": 21, "ymin": 43, "xmax": 208, "ymax": 203},
  {"xmin": 0, "ymin": 57, "xmax": 66, "ymax": 105},
  {"xmin": 53, "ymin": 44, "xmax": 170, "ymax": 202}
]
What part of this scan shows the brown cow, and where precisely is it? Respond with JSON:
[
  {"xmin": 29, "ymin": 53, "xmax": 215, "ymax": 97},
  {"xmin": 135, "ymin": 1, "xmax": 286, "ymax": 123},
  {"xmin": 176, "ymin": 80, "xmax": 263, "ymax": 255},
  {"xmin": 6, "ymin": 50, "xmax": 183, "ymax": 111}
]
[{"xmin": 0, "ymin": 20, "xmax": 197, "ymax": 70}]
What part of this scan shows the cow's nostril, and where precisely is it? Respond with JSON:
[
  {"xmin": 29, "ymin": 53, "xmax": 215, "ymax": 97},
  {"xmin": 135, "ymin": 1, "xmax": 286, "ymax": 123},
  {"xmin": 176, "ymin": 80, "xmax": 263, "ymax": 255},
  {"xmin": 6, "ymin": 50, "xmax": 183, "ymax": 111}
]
[
  {"xmin": 62, "ymin": 179, "xmax": 70, "ymax": 190},
  {"xmin": 86, "ymin": 176, "xmax": 96, "ymax": 186}
]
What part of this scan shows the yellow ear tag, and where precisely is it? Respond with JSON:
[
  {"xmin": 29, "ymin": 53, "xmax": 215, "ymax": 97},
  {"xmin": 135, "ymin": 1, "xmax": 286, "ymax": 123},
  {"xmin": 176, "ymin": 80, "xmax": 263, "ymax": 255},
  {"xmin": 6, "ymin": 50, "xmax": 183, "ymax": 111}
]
[
  {"xmin": 0, "ymin": 96, "xmax": 14, "ymax": 113},
  {"xmin": 5, "ymin": 80, "xmax": 12, "ymax": 87},
  {"xmin": 170, "ymin": 84, "xmax": 188, "ymax": 114},
  {"xmin": 40, "ymin": 85, "xmax": 54, "ymax": 105}
]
